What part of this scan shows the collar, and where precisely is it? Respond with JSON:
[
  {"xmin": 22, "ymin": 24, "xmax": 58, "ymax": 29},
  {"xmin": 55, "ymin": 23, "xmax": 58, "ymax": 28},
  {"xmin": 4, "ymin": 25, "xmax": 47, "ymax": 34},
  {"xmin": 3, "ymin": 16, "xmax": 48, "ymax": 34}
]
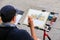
[{"xmin": 0, "ymin": 22, "xmax": 16, "ymax": 27}]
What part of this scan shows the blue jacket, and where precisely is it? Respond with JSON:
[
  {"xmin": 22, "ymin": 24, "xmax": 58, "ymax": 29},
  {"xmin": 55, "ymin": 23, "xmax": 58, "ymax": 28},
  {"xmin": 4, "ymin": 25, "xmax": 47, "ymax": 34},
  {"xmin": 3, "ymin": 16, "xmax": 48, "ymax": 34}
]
[{"xmin": 0, "ymin": 24, "xmax": 33, "ymax": 40}]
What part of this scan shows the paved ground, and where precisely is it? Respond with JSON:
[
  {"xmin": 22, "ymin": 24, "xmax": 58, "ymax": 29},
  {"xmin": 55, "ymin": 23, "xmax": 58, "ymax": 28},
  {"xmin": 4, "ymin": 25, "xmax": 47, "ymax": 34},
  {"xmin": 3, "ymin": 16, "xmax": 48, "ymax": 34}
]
[
  {"xmin": 0, "ymin": 0, "xmax": 60, "ymax": 40},
  {"xmin": 17, "ymin": 22, "xmax": 60, "ymax": 40}
]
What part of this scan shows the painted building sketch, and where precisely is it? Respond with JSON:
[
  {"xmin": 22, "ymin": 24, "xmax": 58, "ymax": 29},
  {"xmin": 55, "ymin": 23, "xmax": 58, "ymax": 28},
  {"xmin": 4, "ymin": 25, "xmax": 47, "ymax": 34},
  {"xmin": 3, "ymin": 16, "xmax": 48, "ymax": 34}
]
[{"xmin": 23, "ymin": 9, "xmax": 50, "ymax": 29}]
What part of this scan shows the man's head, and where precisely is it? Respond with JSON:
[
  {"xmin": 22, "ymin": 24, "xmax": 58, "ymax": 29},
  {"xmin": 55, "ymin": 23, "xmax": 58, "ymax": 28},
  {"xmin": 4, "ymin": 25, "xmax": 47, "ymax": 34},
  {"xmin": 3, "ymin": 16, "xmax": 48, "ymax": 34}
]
[{"xmin": 0, "ymin": 5, "xmax": 16, "ymax": 23}]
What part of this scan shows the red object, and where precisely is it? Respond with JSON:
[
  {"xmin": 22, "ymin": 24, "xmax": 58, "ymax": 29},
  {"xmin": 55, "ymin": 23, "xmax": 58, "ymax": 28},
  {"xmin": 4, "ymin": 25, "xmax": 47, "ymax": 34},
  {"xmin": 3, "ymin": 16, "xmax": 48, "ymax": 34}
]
[{"xmin": 43, "ymin": 30, "xmax": 51, "ymax": 40}]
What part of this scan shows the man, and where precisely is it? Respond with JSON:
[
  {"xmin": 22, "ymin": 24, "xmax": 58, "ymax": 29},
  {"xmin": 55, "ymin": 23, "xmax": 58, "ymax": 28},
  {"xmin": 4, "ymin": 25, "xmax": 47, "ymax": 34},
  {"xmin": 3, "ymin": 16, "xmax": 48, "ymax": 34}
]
[{"xmin": 0, "ymin": 5, "xmax": 37, "ymax": 40}]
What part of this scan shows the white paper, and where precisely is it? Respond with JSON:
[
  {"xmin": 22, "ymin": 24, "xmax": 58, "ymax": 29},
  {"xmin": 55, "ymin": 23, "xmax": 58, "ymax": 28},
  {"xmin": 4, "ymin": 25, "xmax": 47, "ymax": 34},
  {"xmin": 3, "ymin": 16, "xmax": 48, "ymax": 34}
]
[
  {"xmin": 15, "ymin": 14, "xmax": 22, "ymax": 25},
  {"xmin": 23, "ymin": 9, "xmax": 50, "ymax": 29}
]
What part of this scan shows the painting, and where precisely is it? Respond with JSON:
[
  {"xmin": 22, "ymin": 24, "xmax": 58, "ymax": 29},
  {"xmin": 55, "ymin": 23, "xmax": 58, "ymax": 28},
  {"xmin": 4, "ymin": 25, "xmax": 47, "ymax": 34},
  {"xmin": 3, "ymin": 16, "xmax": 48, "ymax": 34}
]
[{"xmin": 23, "ymin": 9, "xmax": 50, "ymax": 29}]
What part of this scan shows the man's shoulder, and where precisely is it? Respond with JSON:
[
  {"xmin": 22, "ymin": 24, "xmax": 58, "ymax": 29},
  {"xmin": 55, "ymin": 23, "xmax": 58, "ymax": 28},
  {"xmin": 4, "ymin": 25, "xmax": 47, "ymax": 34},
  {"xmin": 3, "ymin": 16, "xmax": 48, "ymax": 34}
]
[
  {"xmin": 8, "ymin": 27, "xmax": 34, "ymax": 40},
  {"xmin": 14, "ymin": 28, "xmax": 29, "ymax": 35},
  {"xmin": 10, "ymin": 27, "xmax": 28, "ymax": 35}
]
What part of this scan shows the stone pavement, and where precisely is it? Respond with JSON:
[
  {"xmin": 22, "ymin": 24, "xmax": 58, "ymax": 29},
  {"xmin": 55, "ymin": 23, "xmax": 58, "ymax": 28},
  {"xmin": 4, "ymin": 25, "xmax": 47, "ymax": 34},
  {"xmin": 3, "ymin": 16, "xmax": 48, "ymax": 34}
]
[{"xmin": 17, "ymin": 23, "xmax": 60, "ymax": 40}]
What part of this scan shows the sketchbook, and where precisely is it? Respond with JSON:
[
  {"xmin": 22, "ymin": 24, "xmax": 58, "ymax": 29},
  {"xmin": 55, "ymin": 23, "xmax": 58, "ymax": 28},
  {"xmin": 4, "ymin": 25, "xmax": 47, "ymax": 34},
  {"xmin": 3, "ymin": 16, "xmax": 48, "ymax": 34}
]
[{"xmin": 23, "ymin": 9, "xmax": 50, "ymax": 29}]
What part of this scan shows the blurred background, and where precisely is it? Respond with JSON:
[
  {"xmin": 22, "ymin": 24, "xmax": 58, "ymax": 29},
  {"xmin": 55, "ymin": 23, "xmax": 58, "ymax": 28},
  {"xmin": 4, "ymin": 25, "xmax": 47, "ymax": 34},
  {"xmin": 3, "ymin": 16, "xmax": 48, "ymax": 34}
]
[{"xmin": 0, "ymin": 0, "xmax": 60, "ymax": 40}]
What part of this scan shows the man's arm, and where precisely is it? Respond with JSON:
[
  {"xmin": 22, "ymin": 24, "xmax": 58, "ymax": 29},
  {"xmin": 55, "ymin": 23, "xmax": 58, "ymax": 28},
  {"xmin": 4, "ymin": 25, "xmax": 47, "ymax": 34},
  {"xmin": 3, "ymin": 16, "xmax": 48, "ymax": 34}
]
[{"xmin": 28, "ymin": 16, "xmax": 37, "ymax": 40}]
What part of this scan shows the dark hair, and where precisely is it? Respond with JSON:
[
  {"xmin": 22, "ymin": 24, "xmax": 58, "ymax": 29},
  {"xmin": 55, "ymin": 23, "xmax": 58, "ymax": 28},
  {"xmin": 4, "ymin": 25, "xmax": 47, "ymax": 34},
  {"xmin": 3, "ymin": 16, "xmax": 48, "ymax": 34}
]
[{"xmin": 0, "ymin": 5, "xmax": 16, "ymax": 23}]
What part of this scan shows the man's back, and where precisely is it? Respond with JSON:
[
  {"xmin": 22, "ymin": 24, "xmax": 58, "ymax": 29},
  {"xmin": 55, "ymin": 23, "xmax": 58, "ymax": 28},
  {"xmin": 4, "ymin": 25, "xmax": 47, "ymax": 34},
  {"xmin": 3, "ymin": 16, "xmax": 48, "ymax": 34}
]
[
  {"xmin": 0, "ymin": 25, "xmax": 33, "ymax": 40},
  {"xmin": 0, "ymin": 5, "xmax": 37, "ymax": 40}
]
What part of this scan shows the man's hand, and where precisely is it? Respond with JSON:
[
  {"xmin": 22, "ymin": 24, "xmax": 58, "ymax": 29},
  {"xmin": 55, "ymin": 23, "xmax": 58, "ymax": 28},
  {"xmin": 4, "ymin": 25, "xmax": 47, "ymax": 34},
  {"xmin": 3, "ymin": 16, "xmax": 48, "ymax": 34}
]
[
  {"xmin": 28, "ymin": 16, "xmax": 34, "ymax": 27},
  {"xmin": 28, "ymin": 16, "xmax": 37, "ymax": 40}
]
